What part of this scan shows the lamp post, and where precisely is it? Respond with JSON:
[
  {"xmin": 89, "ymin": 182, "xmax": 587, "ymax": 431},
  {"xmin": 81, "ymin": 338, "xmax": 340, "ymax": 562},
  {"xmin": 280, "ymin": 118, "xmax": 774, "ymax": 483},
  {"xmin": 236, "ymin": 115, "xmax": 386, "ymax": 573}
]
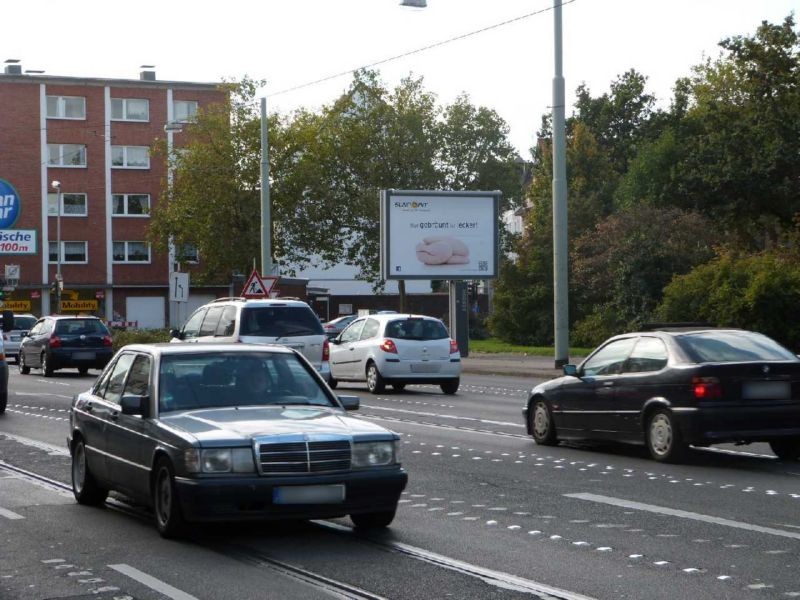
[{"xmin": 50, "ymin": 180, "xmax": 62, "ymax": 313}]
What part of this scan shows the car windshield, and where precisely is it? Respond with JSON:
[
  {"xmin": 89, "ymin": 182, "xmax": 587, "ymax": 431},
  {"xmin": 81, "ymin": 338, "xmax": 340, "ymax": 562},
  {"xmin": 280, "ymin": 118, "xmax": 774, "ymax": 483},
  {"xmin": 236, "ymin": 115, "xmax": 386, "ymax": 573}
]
[
  {"xmin": 384, "ymin": 318, "xmax": 448, "ymax": 341},
  {"xmin": 13, "ymin": 316, "xmax": 37, "ymax": 330},
  {"xmin": 240, "ymin": 306, "xmax": 323, "ymax": 337},
  {"xmin": 158, "ymin": 351, "xmax": 336, "ymax": 413},
  {"xmin": 677, "ymin": 331, "xmax": 798, "ymax": 363},
  {"xmin": 54, "ymin": 319, "xmax": 109, "ymax": 335}
]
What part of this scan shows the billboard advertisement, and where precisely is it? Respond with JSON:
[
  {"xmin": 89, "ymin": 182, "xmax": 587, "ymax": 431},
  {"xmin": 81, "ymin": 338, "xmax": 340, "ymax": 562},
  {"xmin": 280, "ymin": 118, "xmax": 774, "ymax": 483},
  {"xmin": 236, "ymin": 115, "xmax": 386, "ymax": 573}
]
[{"xmin": 380, "ymin": 190, "xmax": 500, "ymax": 280}]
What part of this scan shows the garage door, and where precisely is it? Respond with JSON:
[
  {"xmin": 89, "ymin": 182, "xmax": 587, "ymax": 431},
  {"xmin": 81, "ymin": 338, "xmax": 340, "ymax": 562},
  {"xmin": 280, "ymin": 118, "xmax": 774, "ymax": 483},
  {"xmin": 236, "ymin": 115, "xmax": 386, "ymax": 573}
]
[{"xmin": 126, "ymin": 297, "xmax": 166, "ymax": 329}]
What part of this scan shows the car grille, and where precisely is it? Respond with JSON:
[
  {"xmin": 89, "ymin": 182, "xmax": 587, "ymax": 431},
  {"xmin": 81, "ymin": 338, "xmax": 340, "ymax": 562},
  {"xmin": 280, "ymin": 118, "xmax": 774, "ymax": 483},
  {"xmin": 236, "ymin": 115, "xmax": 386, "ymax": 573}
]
[{"xmin": 256, "ymin": 439, "xmax": 351, "ymax": 475}]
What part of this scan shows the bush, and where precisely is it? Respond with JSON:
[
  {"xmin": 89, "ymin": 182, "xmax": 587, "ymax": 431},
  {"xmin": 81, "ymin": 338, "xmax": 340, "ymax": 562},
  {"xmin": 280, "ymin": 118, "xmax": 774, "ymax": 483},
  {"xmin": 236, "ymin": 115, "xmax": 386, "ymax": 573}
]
[{"xmin": 111, "ymin": 328, "xmax": 172, "ymax": 352}]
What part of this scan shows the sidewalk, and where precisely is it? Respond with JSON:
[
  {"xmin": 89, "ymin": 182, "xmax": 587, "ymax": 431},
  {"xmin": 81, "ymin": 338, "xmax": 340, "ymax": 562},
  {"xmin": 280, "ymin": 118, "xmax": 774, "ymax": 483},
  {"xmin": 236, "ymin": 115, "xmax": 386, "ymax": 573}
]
[{"xmin": 460, "ymin": 352, "xmax": 582, "ymax": 379}]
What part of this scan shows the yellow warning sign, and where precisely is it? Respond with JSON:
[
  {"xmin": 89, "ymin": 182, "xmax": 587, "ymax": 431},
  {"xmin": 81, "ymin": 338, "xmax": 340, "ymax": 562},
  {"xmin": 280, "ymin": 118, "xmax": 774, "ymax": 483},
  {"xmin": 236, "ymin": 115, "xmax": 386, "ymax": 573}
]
[
  {"xmin": 0, "ymin": 300, "xmax": 31, "ymax": 312},
  {"xmin": 60, "ymin": 300, "xmax": 98, "ymax": 312}
]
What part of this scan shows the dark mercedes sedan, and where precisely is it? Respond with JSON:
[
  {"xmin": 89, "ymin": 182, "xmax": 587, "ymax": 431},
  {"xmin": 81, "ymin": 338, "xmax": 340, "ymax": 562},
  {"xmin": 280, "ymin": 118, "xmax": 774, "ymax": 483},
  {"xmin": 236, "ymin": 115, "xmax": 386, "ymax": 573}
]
[
  {"xmin": 68, "ymin": 343, "xmax": 407, "ymax": 537},
  {"xmin": 522, "ymin": 328, "xmax": 800, "ymax": 463}
]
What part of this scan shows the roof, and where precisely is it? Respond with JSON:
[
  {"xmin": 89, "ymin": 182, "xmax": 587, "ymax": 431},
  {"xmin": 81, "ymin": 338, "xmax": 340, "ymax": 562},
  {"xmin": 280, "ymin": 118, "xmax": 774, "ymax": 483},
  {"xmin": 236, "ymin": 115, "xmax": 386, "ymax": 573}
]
[
  {"xmin": 0, "ymin": 72, "xmax": 220, "ymax": 91},
  {"xmin": 209, "ymin": 297, "xmax": 310, "ymax": 307},
  {"xmin": 121, "ymin": 343, "xmax": 297, "ymax": 356}
]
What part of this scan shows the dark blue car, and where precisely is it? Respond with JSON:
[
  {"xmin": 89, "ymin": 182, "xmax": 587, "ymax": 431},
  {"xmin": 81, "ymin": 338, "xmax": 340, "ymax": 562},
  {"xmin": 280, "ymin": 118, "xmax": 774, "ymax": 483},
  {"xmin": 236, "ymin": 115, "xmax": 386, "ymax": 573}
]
[{"xmin": 19, "ymin": 315, "xmax": 113, "ymax": 377}]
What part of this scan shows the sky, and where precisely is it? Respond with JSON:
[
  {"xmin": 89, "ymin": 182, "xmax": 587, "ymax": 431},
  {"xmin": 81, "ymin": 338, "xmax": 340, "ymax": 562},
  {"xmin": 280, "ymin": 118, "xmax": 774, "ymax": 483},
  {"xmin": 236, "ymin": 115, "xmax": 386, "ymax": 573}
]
[{"xmin": 3, "ymin": 0, "xmax": 798, "ymax": 155}]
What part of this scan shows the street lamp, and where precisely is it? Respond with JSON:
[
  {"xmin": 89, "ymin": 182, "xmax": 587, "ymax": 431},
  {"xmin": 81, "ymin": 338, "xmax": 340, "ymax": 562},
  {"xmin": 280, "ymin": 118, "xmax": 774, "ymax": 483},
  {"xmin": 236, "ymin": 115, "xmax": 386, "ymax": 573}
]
[{"xmin": 50, "ymin": 180, "xmax": 62, "ymax": 313}]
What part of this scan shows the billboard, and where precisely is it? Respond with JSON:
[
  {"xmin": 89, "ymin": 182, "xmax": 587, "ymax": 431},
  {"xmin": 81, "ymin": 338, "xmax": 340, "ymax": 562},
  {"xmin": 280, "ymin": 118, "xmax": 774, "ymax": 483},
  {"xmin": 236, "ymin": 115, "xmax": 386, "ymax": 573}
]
[{"xmin": 380, "ymin": 190, "xmax": 500, "ymax": 280}]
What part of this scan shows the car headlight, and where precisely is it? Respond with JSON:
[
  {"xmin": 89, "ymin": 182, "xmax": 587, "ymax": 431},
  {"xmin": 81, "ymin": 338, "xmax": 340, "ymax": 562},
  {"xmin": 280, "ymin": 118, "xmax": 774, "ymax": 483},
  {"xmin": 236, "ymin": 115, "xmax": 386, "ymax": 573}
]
[
  {"xmin": 352, "ymin": 440, "xmax": 399, "ymax": 468},
  {"xmin": 183, "ymin": 448, "xmax": 255, "ymax": 473}
]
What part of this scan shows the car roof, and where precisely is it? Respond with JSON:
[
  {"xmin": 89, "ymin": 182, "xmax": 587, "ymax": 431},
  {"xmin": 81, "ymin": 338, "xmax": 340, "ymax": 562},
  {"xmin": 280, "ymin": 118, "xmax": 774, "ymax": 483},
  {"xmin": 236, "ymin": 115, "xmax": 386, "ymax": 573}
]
[
  {"xmin": 207, "ymin": 297, "xmax": 311, "ymax": 308},
  {"xmin": 358, "ymin": 313, "xmax": 442, "ymax": 322},
  {"xmin": 47, "ymin": 314, "xmax": 104, "ymax": 320},
  {"xmin": 120, "ymin": 342, "xmax": 297, "ymax": 356}
]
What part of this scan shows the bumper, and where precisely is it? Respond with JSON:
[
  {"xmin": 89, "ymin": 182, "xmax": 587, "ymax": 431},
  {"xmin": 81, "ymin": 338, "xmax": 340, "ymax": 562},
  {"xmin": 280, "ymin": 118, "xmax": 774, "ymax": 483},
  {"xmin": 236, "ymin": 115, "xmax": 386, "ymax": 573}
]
[
  {"xmin": 50, "ymin": 348, "xmax": 113, "ymax": 370},
  {"xmin": 378, "ymin": 358, "xmax": 461, "ymax": 383},
  {"xmin": 174, "ymin": 468, "xmax": 408, "ymax": 522},
  {"xmin": 673, "ymin": 404, "xmax": 800, "ymax": 445},
  {"xmin": 4, "ymin": 342, "xmax": 20, "ymax": 359}
]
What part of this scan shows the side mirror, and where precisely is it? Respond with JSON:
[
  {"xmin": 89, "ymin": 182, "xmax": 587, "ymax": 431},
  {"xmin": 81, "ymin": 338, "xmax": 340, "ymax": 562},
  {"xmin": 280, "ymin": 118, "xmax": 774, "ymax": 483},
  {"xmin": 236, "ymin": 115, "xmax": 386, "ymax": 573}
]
[
  {"xmin": 337, "ymin": 395, "xmax": 360, "ymax": 411},
  {"xmin": 120, "ymin": 394, "xmax": 150, "ymax": 417},
  {"xmin": 1, "ymin": 310, "xmax": 14, "ymax": 333},
  {"xmin": 169, "ymin": 328, "xmax": 182, "ymax": 340},
  {"xmin": 563, "ymin": 364, "xmax": 579, "ymax": 377},
  {"xmin": 330, "ymin": 337, "xmax": 342, "ymax": 345}
]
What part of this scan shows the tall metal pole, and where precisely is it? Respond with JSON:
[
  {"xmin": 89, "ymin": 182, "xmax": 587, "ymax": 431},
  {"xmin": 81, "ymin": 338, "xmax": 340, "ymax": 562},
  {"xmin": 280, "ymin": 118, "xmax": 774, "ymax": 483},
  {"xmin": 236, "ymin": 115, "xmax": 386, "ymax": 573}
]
[
  {"xmin": 552, "ymin": 0, "xmax": 569, "ymax": 367},
  {"xmin": 52, "ymin": 181, "xmax": 62, "ymax": 313},
  {"xmin": 260, "ymin": 97, "xmax": 273, "ymax": 276}
]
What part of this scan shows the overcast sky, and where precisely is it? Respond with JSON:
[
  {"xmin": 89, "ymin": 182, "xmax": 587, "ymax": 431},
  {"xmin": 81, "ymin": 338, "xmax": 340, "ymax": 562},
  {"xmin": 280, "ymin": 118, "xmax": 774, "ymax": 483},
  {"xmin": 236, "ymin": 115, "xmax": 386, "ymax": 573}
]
[{"xmin": 4, "ymin": 0, "xmax": 798, "ymax": 155}]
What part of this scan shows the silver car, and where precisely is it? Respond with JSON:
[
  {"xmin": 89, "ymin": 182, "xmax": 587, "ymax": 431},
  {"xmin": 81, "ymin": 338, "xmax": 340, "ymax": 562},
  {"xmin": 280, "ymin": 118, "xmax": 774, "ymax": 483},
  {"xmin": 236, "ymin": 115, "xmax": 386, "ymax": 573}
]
[
  {"xmin": 2, "ymin": 313, "xmax": 37, "ymax": 364},
  {"xmin": 170, "ymin": 298, "xmax": 331, "ymax": 382},
  {"xmin": 329, "ymin": 314, "xmax": 461, "ymax": 394}
]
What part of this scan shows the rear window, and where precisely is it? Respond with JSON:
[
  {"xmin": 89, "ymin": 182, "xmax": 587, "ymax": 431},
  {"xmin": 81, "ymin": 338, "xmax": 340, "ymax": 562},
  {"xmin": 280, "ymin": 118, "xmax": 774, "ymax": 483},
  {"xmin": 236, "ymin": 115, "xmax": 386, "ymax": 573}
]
[
  {"xmin": 13, "ymin": 316, "xmax": 37, "ymax": 330},
  {"xmin": 240, "ymin": 306, "xmax": 323, "ymax": 337},
  {"xmin": 54, "ymin": 319, "xmax": 109, "ymax": 335},
  {"xmin": 677, "ymin": 331, "xmax": 797, "ymax": 363},
  {"xmin": 385, "ymin": 318, "xmax": 448, "ymax": 341}
]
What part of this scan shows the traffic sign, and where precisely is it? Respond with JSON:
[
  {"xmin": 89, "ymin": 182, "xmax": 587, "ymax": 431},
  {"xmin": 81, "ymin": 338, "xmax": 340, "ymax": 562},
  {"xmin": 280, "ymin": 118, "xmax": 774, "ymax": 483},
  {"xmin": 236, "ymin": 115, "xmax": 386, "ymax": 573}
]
[
  {"xmin": 241, "ymin": 270, "xmax": 277, "ymax": 298},
  {"xmin": 170, "ymin": 272, "xmax": 189, "ymax": 303}
]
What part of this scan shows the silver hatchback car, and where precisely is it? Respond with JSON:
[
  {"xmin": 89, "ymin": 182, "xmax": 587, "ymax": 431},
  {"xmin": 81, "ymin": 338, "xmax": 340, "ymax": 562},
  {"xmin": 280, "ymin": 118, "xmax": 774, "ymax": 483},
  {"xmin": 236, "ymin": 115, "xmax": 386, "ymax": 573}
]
[
  {"xmin": 329, "ymin": 314, "xmax": 461, "ymax": 394},
  {"xmin": 2, "ymin": 313, "xmax": 37, "ymax": 364}
]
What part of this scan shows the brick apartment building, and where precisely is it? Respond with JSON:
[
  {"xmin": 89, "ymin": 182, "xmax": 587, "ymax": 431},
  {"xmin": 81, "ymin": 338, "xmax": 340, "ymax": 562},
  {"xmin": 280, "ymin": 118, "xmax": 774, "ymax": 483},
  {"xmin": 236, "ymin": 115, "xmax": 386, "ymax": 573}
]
[{"xmin": 0, "ymin": 62, "xmax": 229, "ymax": 328}]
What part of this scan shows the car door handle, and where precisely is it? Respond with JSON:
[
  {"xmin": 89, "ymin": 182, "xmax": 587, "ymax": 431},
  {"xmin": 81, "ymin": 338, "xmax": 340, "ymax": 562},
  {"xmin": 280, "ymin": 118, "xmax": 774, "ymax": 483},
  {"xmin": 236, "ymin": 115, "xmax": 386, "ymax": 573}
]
[{"xmin": 602, "ymin": 381, "xmax": 615, "ymax": 387}]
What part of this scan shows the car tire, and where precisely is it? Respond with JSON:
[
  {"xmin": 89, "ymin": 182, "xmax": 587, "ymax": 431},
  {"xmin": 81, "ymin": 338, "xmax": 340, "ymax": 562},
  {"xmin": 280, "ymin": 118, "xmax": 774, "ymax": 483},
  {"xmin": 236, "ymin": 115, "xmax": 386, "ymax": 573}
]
[
  {"xmin": 366, "ymin": 363, "xmax": 385, "ymax": 394},
  {"xmin": 351, "ymin": 509, "xmax": 396, "ymax": 528},
  {"xmin": 41, "ymin": 352, "xmax": 54, "ymax": 377},
  {"xmin": 0, "ymin": 392, "xmax": 6, "ymax": 414},
  {"xmin": 71, "ymin": 439, "xmax": 108, "ymax": 506},
  {"xmin": 19, "ymin": 353, "xmax": 30, "ymax": 375},
  {"xmin": 328, "ymin": 377, "xmax": 338, "ymax": 390},
  {"xmin": 440, "ymin": 379, "xmax": 459, "ymax": 395},
  {"xmin": 78, "ymin": 367, "xmax": 89, "ymax": 376},
  {"xmin": 530, "ymin": 398, "xmax": 558, "ymax": 446},
  {"xmin": 392, "ymin": 383, "xmax": 406, "ymax": 392},
  {"xmin": 769, "ymin": 439, "xmax": 800, "ymax": 461},
  {"xmin": 153, "ymin": 458, "xmax": 186, "ymax": 538},
  {"xmin": 646, "ymin": 409, "xmax": 687, "ymax": 463}
]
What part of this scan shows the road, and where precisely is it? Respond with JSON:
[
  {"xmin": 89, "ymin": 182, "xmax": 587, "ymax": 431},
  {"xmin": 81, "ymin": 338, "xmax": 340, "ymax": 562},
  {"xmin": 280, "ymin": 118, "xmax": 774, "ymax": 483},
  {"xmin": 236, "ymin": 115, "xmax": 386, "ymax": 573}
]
[{"xmin": 1, "ymin": 365, "xmax": 799, "ymax": 599}]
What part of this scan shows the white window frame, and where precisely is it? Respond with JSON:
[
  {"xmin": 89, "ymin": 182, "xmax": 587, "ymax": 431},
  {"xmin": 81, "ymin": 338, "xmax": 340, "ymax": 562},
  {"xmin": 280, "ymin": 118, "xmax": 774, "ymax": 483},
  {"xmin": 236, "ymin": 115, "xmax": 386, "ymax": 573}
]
[
  {"xmin": 48, "ymin": 241, "xmax": 88, "ymax": 264},
  {"xmin": 112, "ymin": 193, "xmax": 151, "ymax": 217},
  {"xmin": 112, "ymin": 241, "xmax": 151, "ymax": 264},
  {"xmin": 46, "ymin": 95, "xmax": 86, "ymax": 119},
  {"xmin": 111, "ymin": 98, "xmax": 150, "ymax": 122},
  {"xmin": 47, "ymin": 143, "xmax": 87, "ymax": 168},
  {"xmin": 47, "ymin": 192, "xmax": 88, "ymax": 217},
  {"xmin": 173, "ymin": 100, "xmax": 198, "ymax": 123},
  {"xmin": 111, "ymin": 145, "xmax": 150, "ymax": 169}
]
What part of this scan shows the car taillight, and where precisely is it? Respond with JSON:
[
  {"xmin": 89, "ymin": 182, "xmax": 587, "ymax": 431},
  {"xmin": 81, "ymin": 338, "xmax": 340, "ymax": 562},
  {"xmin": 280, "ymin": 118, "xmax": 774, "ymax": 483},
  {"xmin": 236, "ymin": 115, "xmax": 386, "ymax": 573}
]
[
  {"xmin": 49, "ymin": 335, "xmax": 62, "ymax": 348},
  {"xmin": 449, "ymin": 339, "xmax": 459, "ymax": 354},
  {"xmin": 379, "ymin": 339, "xmax": 398, "ymax": 354},
  {"xmin": 692, "ymin": 377, "xmax": 722, "ymax": 399},
  {"xmin": 322, "ymin": 338, "xmax": 330, "ymax": 361},
  {"xmin": 102, "ymin": 335, "xmax": 113, "ymax": 347}
]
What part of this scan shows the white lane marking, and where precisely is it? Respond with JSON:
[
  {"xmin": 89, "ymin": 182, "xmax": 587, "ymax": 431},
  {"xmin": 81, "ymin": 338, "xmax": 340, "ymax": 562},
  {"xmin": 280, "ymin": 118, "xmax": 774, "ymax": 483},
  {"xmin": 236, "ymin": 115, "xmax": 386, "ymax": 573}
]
[
  {"xmin": 0, "ymin": 433, "xmax": 70, "ymax": 456},
  {"xmin": 108, "ymin": 564, "xmax": 199, "ymax": 600},
  {"xmin": 15, "ymin": 391, "xmax": 73, "ymax": 399},
  {"xmin": 361, "ymin": 404, "xmax": 523, "ymax": 428},
  {"xmin": 566, "ymin": 493, "xmax": 800, "ymax": 540},
  {"xmin": 34, "ymin": 378, "xmax": 71, "ymax": 387},
  {"xmin": 0, "ymin": 506, "xmax": 24, "ymax": 520}
]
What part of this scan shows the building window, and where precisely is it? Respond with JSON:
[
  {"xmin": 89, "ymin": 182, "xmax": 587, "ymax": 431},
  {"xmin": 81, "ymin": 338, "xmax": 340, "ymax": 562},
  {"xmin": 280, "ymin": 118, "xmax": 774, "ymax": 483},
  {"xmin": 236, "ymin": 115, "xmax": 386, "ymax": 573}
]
[
  {"xmin": 111, "ymin": 98, "xmax": 149, "ymax": 121},
  {"xmin": 113, "ymin": 241, "xmax": 150, "ymax": 263},
  {"xmin": 112, "ymin": 194, "xmax": 150, "ymax": 216},
  {"xmin": 47, "ymin": 193, "xmax": 87, "ymax": 217},
  {"xmin": 173, "ymin": 100, "xmax": 198, "ymax": 123},
  {"xmin": 47, "ymin": 143, "xmax": 87, "ymax": 167},
  {"xmin": 111, "ymin": 145, "xmax": 149, "ymax": 168},
  {"xmin": 177, "ymin": 243, "xmax": 199, "ymax": 263},
  {"xmin": 46, "ymin": 95, "xmax": 86, "ymax": 119},
  {"xmin": 49, "ymin": 241, "xmax": 88, "ymax": 263}
]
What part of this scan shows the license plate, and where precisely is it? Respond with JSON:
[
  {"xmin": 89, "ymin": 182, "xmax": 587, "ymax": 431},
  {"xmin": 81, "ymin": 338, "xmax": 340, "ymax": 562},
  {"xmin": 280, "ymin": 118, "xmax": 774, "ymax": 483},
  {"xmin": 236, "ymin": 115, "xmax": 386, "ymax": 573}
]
[
  {"xmin": 411, "ymin": 362, "xmax": 441, "ymax": 373},
  {"xmin": 72, "ymin": 351, "xmax": 96, "ymax": 360},
  {"xmin": 273, "ymin": 484, "xmax": 345, "ymax": 505},
  {"xmin": 742, "ymin": 381, "xmax": 790, "ymax": 400}
]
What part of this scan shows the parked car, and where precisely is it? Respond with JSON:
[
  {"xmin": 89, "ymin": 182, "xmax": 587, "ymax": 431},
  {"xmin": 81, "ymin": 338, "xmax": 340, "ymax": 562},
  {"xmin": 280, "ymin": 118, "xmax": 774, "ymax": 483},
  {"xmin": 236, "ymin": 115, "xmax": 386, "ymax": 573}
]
[
  {"xmin": 19, "ymin": 315, "xmax": 113, "ymax": 377},
  {"xmin": 329, "ymin": 314, "xmax": 461, "ymax": 394},
  {"xmin": 322, "ymin": 315, "xmax": 357, "ymax": 339},
  {"xmin": 170, "ymin": 297, "xmax": 331, "ymax": 382},
  {"xmin": 1, "ymin": 313, "xmax": 38, "ymax": 364},
  {"xmin": 0, "ymin": 310, "xmax": 14, "ymax": 413},
  {"xmin": 67, "ymin": 343, "xmax": 407, "ymax": 537},
  {"xmin": 522, "ymin": 327, "xmax": 800, "ymax": 463}
]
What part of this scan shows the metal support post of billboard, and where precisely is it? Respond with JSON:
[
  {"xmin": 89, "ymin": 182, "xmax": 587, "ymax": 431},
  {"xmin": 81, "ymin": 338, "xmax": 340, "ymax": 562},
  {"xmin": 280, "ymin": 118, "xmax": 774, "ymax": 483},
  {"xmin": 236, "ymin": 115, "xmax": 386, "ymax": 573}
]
[{"xmin": 448, "ymin": 280, "xmax": 469, "ymax": 358}]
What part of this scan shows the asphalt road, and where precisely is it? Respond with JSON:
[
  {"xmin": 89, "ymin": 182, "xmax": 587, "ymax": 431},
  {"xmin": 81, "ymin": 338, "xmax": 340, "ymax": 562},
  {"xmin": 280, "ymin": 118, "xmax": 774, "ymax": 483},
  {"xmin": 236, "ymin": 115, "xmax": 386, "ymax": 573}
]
[{"xmin": 1, "ymin": 365, "xmax": 799, "ymax": 600}]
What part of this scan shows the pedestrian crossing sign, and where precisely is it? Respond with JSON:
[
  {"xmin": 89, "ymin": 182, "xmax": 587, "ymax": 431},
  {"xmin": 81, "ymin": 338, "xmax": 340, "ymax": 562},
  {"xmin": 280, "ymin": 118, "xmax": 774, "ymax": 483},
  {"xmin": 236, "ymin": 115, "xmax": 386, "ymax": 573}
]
[{"xmin": 241, "ymin": 269, "xmax": 277, "ymax": 298}]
